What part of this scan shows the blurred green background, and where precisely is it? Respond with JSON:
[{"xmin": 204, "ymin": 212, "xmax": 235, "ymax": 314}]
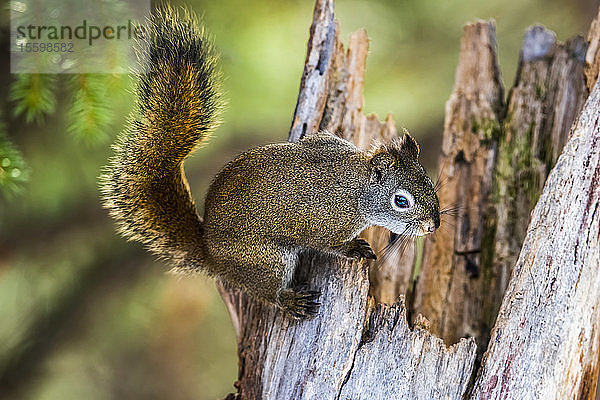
[{"xmin": 0, "ymin": 0, "xmax": 597, "ymax": 399}]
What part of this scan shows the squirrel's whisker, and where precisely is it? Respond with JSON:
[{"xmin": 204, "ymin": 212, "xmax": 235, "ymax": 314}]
[{"xmin": 434, "ymin": 160, "xmax": 450, "ymax": 193}]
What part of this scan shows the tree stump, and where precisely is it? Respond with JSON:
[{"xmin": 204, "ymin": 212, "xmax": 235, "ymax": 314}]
[{"xmin": 219, "ymin": 1, "xmax": 600, "ymax": 398}]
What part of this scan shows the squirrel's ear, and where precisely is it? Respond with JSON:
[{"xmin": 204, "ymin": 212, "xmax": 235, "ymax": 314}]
[
  {"xmin": 369, "ymin": 151, "xmax": 395, "ymax": 169},
  {"xmin": 400, "ymin": 130, "xmax": 420, "ymax": 159}
]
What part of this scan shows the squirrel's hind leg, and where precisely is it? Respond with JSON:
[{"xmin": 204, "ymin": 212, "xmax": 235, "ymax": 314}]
[{"xmin": 205, "ymin": 237, "xmax": 320, "ymax": 318}]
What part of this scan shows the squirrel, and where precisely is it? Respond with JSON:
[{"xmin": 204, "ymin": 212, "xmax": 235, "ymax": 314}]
[{"xmin": 100, "ymin": 6, "xmax": 440, "ymax": 319}]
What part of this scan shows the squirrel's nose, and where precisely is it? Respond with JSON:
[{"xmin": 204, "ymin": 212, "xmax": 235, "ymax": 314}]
[{"xmin": 427, "ymin": 217, "xmax": 439, "ymax": 233}]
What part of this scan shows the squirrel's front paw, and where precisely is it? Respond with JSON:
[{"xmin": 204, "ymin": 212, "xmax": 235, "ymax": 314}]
[
  {"xmin": 278, "ymin": 288, "xmax": 321, "ymax": 319},
  {"xmin": 339, "ymin": 238, "xmax": 377, "ymax": 260}
]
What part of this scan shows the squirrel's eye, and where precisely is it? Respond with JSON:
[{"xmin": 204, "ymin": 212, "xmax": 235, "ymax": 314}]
[
  {"xmin": 391, "ymin": 189, "xmax": 414, "ymax": 211},
  {"xmin": 395, "ymin": 195, "xmax": 410, "ymax": 208}
]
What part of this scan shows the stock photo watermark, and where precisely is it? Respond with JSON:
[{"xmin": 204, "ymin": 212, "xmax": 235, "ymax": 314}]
[{"xmin": 10, "ymin": 0, "xmax": 151, "ymax": 74}]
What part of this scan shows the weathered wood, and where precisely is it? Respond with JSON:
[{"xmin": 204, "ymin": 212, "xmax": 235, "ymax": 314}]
[
  {"xmin": 472, "ymin": 19, "xmax": 600, "ymax": 399},
  {"xmin": 481, "ymin": 25, "xmax": 588, "ymax": 361},
  {"xmin": 317, "ymin": 28, "xmax": 416, "ymax": 304},
  {"xmin": 412, "ymin": 21, "xmax": 504, "ymax": 348},
  {"xmin": 219, "ymin": 1, "xmax": 600, "ymax": 398},
  {"xmin": 470, "ymin": 72, "xmax": 600, "ymax": 400},
  {"xmin": 586, "ymin": 9, "xmax": 600, "ymax": 91},
  {"xmin": 219, "ymin": 254, "xmax": 371, "ymax": 400},
  {"xmin": 288, "ymin": 0, "xmax": 336, "ymax": 142},
  {"xmin": 412, "ymin": 23, "xmax": 588, "ymax": 361},
  {"xmin": 219, "ymin": 1, "xmax": 477, "ymax": 398},
  {"xmin": 338, "ymin": 300, "xmax": 475, "ymax": 400}
]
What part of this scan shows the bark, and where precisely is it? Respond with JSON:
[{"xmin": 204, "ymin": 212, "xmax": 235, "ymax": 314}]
[
  {"xmin": 219, "ymin": 0, "xmax": 600, "ymax": 398},
  {"xmin": 218, "ymin": 1, "xmax": 475, "ymax": 399},
  {"xmin": 412, "ymin": 24, "xmax": 588, "ymax": 358},
  {"xmin": 468, "ymin": 15, "xmax": 600, "ymax": 400},
  {"xmin": 288, "ymin": 0, "xmax": 336, "ymax": 143},
  {"xmin": 470, "ymin": 63, "xmax": 600, "ymax": 400},
  {"xmin": 411, "ymin": 21, "xmax": 505, "ymax": 349},
  {"xmin": 586, "ymin": 8, "xmax": 600, "ymax": 92},
  {"xmin": 480, "ymin": 26, "xmax": 588, "ymax": 360},
  {"xmin": 316, "ymin": 27, "xmax": 416, "ymax": 304}
]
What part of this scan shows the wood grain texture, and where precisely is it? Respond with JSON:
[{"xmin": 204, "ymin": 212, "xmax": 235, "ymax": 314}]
[
  {"xmin": 412, "ymin": 21, "xmax": 504, "ymax": 348},
  {"xmin": 586, "ymin": 9, "xmax": 600, "ymax": 91},
  {"xmin": 219, "ymin": 1, "xmax": 476, "ymax": 398},
  {"xmin": 316, "ymin": 28, "xmax": 417, "ymax": 305},
  {"xmin": 219, "ymin": 254, "xmax": 371, "ymax": 400},
  {"xmin": 339, "ymin": 300, "xmax": 475, "ymax": 400},
  {"xmin": 481, "ymin": 25, "xmax": 588, "ymax": 362},
  {"xmin": 288, "ymin": 0, "xmax": 336, "ymax": 142},
  {"xmin": 219, "ymin": 1, "xmax": 600, "ymax": 398},
  {"xmin": 470, "ymin": 72, "xmax": 600, "ymax": 400}
]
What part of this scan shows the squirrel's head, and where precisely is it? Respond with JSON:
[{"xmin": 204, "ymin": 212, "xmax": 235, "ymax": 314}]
[{"xmin": 360, "ymin": 132, "xmax": 440, "ymax": 236}]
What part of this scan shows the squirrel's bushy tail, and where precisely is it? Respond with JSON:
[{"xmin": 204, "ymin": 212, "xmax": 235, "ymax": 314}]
[{"xmin": 100, "ymin": 5, "xmax": 221, "ymax": 269}]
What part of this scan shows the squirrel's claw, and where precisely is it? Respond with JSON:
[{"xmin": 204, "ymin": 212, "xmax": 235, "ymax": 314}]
[
  {"xmin": 339, "ymin": 238, "xmax": 377, "ymax": 260},
  {"xmin": 279, "ymin": 289, "xmax": 321, "ymax": 319}
]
